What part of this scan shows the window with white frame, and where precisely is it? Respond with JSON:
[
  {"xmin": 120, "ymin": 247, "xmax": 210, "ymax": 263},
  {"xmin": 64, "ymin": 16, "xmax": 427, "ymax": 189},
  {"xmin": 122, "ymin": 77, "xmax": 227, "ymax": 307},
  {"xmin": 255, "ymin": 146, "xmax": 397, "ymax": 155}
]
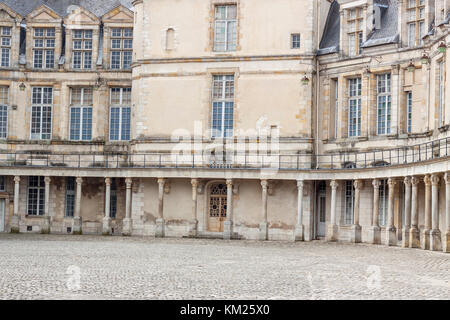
[
  {"xmin": 70, "ymin": 87, "xmax": 93, "ymax": 141},
  {"xmin": 334, "ymin": 79, "xmax": 339, "ymax": 138},
  {"xmin": 407, "ymin": 0, "xmax": 425, "ymax": 47},
  {"xmin": 110, "ymin": 28, "xmax": 133, "ymax": 69},
  {"xmin": 407, "ymin": 91, "xmax": 412, "ymax": 133},
  {"xmin": 377, "ymin": 73, "xmax": 391, "ymax": 135},
  {"xmin": 0, "ymin": 176, "xmax": 5, "ymax": 191},
  {"xmin": 0, "ymin": 86, "xmax": 8, "ymax": 139},
  {"xmin": 65, "ymin": 177, "xmax": 75, "ymax": 217},
  {"xmin": 291, "ymin": 33, "xmax": 300, "ymax": 49},
  {"xmin": 109, "ymin": 87, "xmax": 131, "ymax": 141},
  {"xmin": 347, "ymin": 8, "xmax": 363, "ymax": 56},
  {"xmin": 110, "ymin": 178, "xmax": 117, "ymax": 219},
  {"xmin": 439, "ymin": 60, "xmax": 445, "ymax": 125},
  {"xmin": 31, "ymin": 87, "xmax": 52, "ymax": 140},
  {"xmin": 348, "ymin": 78, "xmax": 361, "ymax": 137},
  {"xmin": 33, "ymin": 28, "xmax": 55, "ymax": 69},
  {"xmin": 378, "ymin": 179, "xmax": 388, "ymax": 226},
  {"xmin": 212, "ymin": 75, "xmax": 234, "ymax": 138},
  {"xmin": 27, "ymin": 176, "xmax": 45, "ymax": 216},
  {"xmin": 0, "ymin": 26, "xmax": 11, "ymax": 67},
  {"xmin": 72, "ymin": 30, "xmax": 92, "ymax": 69},
  {"xmin": 214, "ymin": 4, "xmax": 237, "ymax": 52},
  {"xmin": 344, "ymin": 180, "xmax": 354, "ymax": 225}
]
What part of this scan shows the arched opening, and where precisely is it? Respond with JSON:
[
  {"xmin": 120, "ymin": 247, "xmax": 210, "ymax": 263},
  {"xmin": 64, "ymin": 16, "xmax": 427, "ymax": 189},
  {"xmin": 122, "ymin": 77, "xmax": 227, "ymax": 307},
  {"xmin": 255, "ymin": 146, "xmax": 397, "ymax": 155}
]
[{"xmin": 166, "ymin": 28, "xmax": 175, "ymax": 51}]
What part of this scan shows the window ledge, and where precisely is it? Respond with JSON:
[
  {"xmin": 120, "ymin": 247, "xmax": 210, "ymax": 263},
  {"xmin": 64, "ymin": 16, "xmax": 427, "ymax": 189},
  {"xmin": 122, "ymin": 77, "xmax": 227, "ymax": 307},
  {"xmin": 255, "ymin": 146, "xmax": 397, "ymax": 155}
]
[{"xmin": 438, "ymin": 124, "xmax": 449, "ymax": 133}]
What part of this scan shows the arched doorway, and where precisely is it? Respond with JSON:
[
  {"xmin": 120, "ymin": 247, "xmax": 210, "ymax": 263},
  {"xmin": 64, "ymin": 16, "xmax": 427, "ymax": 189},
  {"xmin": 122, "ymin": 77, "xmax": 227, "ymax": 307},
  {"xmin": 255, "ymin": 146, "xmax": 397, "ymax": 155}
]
[{"xmin": 208, "ymin": 183, "xmax": 227, "ymax": 232}]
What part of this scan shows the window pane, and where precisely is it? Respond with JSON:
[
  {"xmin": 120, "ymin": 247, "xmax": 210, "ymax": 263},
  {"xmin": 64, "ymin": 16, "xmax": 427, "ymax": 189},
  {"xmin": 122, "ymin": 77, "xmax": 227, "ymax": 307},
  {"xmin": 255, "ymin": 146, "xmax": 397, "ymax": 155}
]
[{"xmin": 70, "ymin": 107, "xmax": 81, "ymax": 140}]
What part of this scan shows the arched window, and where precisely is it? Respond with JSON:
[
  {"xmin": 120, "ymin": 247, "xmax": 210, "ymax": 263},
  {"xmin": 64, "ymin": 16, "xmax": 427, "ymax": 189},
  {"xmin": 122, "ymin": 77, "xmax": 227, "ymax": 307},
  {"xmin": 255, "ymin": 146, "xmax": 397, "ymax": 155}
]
[{"xmin": 166, "ymin": 28, "xmax": 175, "ymax": 50}]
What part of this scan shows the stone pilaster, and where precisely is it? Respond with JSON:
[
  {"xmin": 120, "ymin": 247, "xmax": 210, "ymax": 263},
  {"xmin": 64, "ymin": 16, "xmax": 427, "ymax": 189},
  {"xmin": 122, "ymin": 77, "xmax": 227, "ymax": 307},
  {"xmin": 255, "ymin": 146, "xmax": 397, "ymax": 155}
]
[
  {"xmin": 223, "ymin": 179, "xmax": 233, "ymax": 240},
  {"xmin": 190, "ymin": 179, "xmax": 199, "ymax": 238},
  {"xmin": 430, "ymin": 174, "xmax": 441, "ymax": 251},
  {"xmin": 102, "ymin": 178, "xmax": 112, "ymax": 235},
  {"xmin": 294, "ymin": 179, "xmax": 304, "ymax": 241},
  {"xmin": 259, "ymin": 179, "xmax": 269, "ymax": 241},
  {"xmin": 122, "ymin": 178, "xmax": 133, "ymax": 236},
  {"xmin": 402, "ymin": 177, "xmax": 411, "ymax": 247},
  {"xmin": 422, "ymin": 174, "xmax": 431, "ymax": 250},
  {"xmin": 386, "ymin": 178, "xmax": 397, "ymax": 246},
  {"xmin": 409, "ymin": 177, "xmax": 420, "ymax": 248},
  {"xmin": 444, "ymin": 173, "xmax": 450, "ymax": 253},
  {"xmin": 368, "ymin": 179, "xmax": 381, "ymax": 244},
  {"xmin": 327, "ymin": 180, "xmax": 339, "ymax": 241},
  {"xmin": 10, "ymin": 176, "xmax": 20, "ymax": 233},
  {"xmin": 155, "ymin": 178, "xmax": 166, "ymax": 238},
  {"xmin": 350, "ymin": 180, "xmax": 363, "ymax": 243},
  {"xmin": 72, "ymin": 177, "xmax": 83, "ymax": 235}
]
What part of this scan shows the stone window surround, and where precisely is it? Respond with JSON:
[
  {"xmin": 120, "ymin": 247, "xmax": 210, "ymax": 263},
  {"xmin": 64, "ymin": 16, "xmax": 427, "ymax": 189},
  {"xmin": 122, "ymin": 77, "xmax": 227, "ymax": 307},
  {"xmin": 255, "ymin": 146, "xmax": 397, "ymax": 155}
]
[
  {"xmin": 102, "ymin": 22, "xmax": 134, "ymax": 71},
  {"xmin": 25, "ymin": 22, "xmax": 62, "ymax": 71},
  {"xmin": 208, "ymin": 0, "xmax": 241, "ymax": 53},
  {"xmin": 65, "ymin": 26, "xmax": 100, "ymax": 71}
]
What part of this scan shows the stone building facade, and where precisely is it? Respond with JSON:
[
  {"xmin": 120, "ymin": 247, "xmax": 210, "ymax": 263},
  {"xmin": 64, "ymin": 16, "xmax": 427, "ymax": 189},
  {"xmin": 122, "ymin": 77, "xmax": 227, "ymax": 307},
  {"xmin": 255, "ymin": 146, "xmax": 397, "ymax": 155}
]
[{"xmin": 0, "ymin": 0, "xmax": 448, "ymax": 253}]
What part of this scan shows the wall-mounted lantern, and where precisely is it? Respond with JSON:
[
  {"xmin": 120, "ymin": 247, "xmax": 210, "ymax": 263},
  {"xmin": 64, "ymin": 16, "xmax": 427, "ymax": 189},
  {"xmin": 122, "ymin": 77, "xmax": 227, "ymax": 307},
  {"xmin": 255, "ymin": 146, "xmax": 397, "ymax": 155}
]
[
  {"xmin": 407, "ymin": 60, "xmax": 416, "ymax": 72},
  {"xmin": 19, "ymin": 83, "xmax": 26, "ymax": 91},
  {"xmin": 420, "ymin": 53, "xmax": 430, "ymax": 64},
  {"xmin": 301, "ymin": 75, "xmax": 309, "ymax": 85},
  {"xmin": 437, "ymin": 42, "xmax": 447, "ymax": 53}
]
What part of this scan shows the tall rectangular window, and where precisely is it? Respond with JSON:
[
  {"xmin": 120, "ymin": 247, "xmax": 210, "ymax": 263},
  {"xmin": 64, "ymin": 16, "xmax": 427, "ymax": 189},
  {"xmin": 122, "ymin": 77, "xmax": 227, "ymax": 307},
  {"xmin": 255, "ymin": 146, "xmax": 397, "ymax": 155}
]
[
  {"xmin": 33, "ymin": 28, "xmax": 55, "ymax": 69},
  {"xmin": 0, "ymin": 86, "xmax": 8, "ymax": 139},
  {"xmin": 439, "ymin": 61, "xmax": 445, "ymax": 125},
  {"xmin": 109, "ymin": 87, "xmax": 131, "ymax": 141},
  {"xmin": 70, "ymin": 87, "xmax": 93, "ymax": 141},
  {"xmin": 31, "ymin": 87, "xmax": 52, "ymax": 140},
  {"xmin": 407, "ymin": 91, "xmax": 412, "ymax": 133},
  {"xmin": 110, "ymin": 28, "xmax": 133, "ymax": 70},
  {"xmin": 0, "ymin": 26, "xmax": 11, "ymax": 67},
  {"xmin": 344, "ymin": 180, "xmax": 354, "ymax": 225},
  {"xmin": 378, "ymin": 179, "xmax": 388, "ymax": 227},
  {"xmin": 377, "ymin": 74, "xmax": 391, "ymax": 135},
  {"xmin": 72, "ymin": 30, "xmax": 92, "ymax": 69},
  {"xmin": 348, "ymin": 78, "xmax": 361, "ymax": 137},
  {"xmin": 27, "ymin": 176, "xmax": 45, "ymax": 216},
  {"xmin": 110, "ymin": 178, "xmax": 117, "ymax": 219},
  {"xmin": 407, "ymin": 0, "xmax": 425, "ymax": 47},
  {"xmin": 347, "ymin": 8, "xmax": 363, "ymax": 56},
  {"xmin": 214, "ymin": 4, "xmax": 237, "ymax": 52},
  {"xmin": 212, "ymin": 75, "xmax": 234, "ymax": 138},
  {"xmin": 291, "ymin": 33, "xmax": 301, "ymax": 49},
  {"xmin": 65, "ymin": 177, "xmax": 75, "ymax": 217},
  {"xmin": 334, "ymin": 79, "xmax": 339, "ymax": 138}
]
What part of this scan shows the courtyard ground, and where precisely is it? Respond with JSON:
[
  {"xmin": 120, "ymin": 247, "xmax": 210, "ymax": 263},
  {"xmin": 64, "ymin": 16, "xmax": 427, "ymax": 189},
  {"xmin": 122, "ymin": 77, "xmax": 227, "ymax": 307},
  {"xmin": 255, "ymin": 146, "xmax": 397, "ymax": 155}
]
[{"xmin": 0, "ymin": 234, "xmax": 449, "ymax": 300}]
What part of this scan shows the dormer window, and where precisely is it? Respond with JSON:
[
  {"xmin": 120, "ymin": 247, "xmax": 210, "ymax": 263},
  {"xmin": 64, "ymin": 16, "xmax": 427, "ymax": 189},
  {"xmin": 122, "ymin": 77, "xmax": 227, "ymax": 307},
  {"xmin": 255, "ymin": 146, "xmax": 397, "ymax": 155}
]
[
  {"xmin": 33, "ymin": 28, "xmax": 55, "ymax": 69},
  {"xmin": 407, "ymin": 0, "xmax": 425, "ymax": 47},
  {"xmin": 110, "ymin": 28, "xmax": 133, "ymax": 70},
  {"xmin": 347, "ymin": 8, "xmax": 363, "ymax": 56},
  {"xmin": 0, "ymin": 27, "xmax": 11, "ymax": 67},
  {"xmin": 72, "ymin": 30, "xmax": 93, "ymax": 70}
]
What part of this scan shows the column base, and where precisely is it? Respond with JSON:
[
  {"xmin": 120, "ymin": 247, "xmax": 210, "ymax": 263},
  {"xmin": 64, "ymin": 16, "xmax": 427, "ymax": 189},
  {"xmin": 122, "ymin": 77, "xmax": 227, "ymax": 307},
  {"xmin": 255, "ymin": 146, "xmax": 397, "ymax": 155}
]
[
  {"xmin": 102, "ymin": 216, "xmax": 111, "ymax": 235},
  {"xmin": 122, "ymin": 218, "xmax": 132, "ymax": 236},
  {"xmin": 409, "ymin": 227, "xmax": 420, "ymax": 248},
  {"xmin": 223, "ymin": 220, "xmax": 233, "ymax": 240},
  {"xmin": 326, "ymin": 224, "xmax": 338, "ymax": 242},
  {"xmin": 368, "ymin": 226, "xmax": 381, "ymax": 244},
  {"xmin": 72, "ymin": 217, "xmax": 82, "ymax": 235},
  {"xmin": 430, "ymin": 229, "xmax": 442, "ymax": 251},
  {"xmin": 188, "ymin": 219, "xmax": 198, "ymax": 238},
  {"xmin": 294, "ymin": 224, "xmax": 304, "ymax": 241},
  {"xmin": 10, "ymin": 215, "xmax": 20, "ymax": 233},
  {"xmin": 386, "ymin": 227, "xmax": 397, "ymax": 246},
  {"xmin": 259, "ymin": 222, "xmax": 268, "ymax": 241},
  {"xmin": 155, "ymin": 218, "xmax": 165, "ymax": 238},
  {"xmin": 40, "ymin": 216, "xmax": 51, "ymax": 234},
  {"xmin": 401, "ymin": 228, "xmax": 410, "ymax": 248},
  {"xmin": 443, "ymin": 232, "xmax": 450, "ymax": 253},
  {"xmin": 421, "ymin": 229, "xmax": 430, "ymax": 250},
  {"xmin": 350, "ymin": 224, "xmax": 361, "ymax": 243}
]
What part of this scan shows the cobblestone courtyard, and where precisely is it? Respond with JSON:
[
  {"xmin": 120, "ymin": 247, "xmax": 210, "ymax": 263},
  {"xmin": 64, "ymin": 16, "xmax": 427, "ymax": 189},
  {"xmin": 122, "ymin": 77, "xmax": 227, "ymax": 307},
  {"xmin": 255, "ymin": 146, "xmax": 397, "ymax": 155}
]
[{"xmin": 0, "ymin": 234, "xmax": 449, "ymax": 300}]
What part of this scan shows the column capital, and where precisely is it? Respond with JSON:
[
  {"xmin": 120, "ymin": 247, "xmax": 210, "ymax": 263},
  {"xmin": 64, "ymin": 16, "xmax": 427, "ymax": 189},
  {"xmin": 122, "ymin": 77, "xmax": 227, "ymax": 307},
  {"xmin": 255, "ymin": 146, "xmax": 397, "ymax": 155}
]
[
  {"xmin": 297, "ymin": 179, "xmax": 304, "ymax": 188},
  {"xmin": 330, "ymin": 180, "xmax": 338, "ymax": 190},
  {"xmin": 14, "ymin": 176, "xmax": 20, "ymax": 183},
  {"xmin": 191, "ymin": 178, "xmax": 199, "ymax": 188},
  {"xmin": 431, "ymin": 174, "xmax": 440, "ymax": 186},
  {"xmin": 424, "ymin": 174, "xmax": 431, "ymax": 186},
  {"xmin": 105, "ymin": 177, "xmax": 111, "ymax": 186},
  {"xmin": 411, "ymin": 176, "xmax": 420, "ymax": 186},
  {"xmin": 44, "ymin": 176, "xmax": 51, "ymax": 184},
  {"xmin": 354, "ymin": 179, "xmax": 363, "ymax": 190},
  {"xmin": 261, "ymin": 179, "xmax": 269, "ymax": 188},
  {"xmin": 157, "ymin": 178, "xmax": 166, "ymax": 185},
  {"xmin": 125, "ymin": 178, "xmax": 132, "ymax": 188},
  {"xmin": 444, "ymin": 172, "xmax": 450, "ymax": 184},
  {"xmin": 387, "ymin": 178, "xmax": 396, "ymax": 187},
  {"xmin": 403, "ymin": 176, "xmax": 411, "ymax": 186},
  {"xmin": 76, "ymin": 177, "xmax": 83, "ymax": 185},
  {"xmin": 372, "ymin": 179, "xmax": 380, "ymax": 189},
  {"xmin": 226, "ymin": 179, "xmax": 233, "ymax": 186}
]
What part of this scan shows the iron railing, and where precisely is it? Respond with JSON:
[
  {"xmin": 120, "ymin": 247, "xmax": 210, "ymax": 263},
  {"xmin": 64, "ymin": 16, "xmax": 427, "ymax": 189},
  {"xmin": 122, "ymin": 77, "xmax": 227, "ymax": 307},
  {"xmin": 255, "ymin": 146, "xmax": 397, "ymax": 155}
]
[{"xmin": 0, "ymin": 136, "xmax": 448, "ymax": 171}]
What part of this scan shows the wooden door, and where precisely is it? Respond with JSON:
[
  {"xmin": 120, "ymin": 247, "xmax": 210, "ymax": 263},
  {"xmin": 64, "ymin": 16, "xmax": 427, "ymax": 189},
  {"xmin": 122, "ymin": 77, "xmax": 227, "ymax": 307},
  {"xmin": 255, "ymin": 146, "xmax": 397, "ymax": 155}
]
[{"xmin": 208, "ymin": 183, "xmax": 227, "ymax": 232}]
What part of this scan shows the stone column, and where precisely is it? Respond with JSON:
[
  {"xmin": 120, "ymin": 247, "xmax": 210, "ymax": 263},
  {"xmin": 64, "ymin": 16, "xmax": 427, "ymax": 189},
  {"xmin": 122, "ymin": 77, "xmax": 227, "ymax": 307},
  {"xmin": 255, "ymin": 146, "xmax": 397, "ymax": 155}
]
[
  {"xmin": 369, "ymin": 179, "xmax": 381, "ymax": 244},
  {"xmin": 190, "ymin": 179, "xmax": 199, "ymax": 238},
  {"xmin": 223, "ymin": 179, "xmax": 234, "ymax": 240},
  {"xmin": 41, "ymin": 176, "xmax": 51, "ymax": 234},
  {"xmin": 156, "ymin": 178, "xmax": 166, "ymax": 238},
  {"xmin": 409, "ymin": 176, "xmax": 420, "ymax": 248},
  {"xmin": 102, "ymin": 178, "xmax": 112, "ymax": 235},
  {"xmin": 10, "ymin": 176, "xmax": 20, "ymax": 233},
  {"xmin": 350, "ymin": 180, "xmax": 363, "ymax": 243},
  {"xmin": 422, "ymin": 174, "xmax": 431, "ymax": 250},
  {"xmin": 294, "ymin": 179, "xmax": 304, "ymax": 241},
  {"xmin": 122, "ymin": 178, "xmax": 133, "ymax": 236},
  {"xmin": 402, "ymin": 177, "xmax": 411, "ymax": 247},
  {"xmin": 386, "ymin": 178, "xmax": 397, "ymax": 246},
  {"xmin": 259, "ymin": 179, "xmax": 269, "ymax": 241},
  {"xmin": 444, "ymin": 173, "xmax": 450, "ymax": 253},
  {"xmin": 72, "ymin": 177, "xmax": 83, "ymax": 235},
  {"xmin": 430, "ymin": 174, "xmax": 441, "ymax": 251},
  {"xmin": 326, "ymin": 180, "xmax": 339, "ymax": 241}
]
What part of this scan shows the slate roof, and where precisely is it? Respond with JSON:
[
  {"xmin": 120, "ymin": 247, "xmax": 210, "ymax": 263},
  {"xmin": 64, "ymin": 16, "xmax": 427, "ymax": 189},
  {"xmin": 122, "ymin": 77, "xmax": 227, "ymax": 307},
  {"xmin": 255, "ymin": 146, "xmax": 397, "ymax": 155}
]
[
  {"xmin": 0, "ymin": 0, "xmax": 133, "ymax": 18},
  {"xmin": 317, "ymin": 0, "xmax": 340, "ymax": 55}
]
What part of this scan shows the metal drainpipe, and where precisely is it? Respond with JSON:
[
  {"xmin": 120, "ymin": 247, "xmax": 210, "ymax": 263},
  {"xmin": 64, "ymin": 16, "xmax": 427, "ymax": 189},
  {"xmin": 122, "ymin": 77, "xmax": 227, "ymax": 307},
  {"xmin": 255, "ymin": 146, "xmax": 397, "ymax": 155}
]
[{"xmin": 315, "ymin": 0, "xmax": 320, "ymax": 169}]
